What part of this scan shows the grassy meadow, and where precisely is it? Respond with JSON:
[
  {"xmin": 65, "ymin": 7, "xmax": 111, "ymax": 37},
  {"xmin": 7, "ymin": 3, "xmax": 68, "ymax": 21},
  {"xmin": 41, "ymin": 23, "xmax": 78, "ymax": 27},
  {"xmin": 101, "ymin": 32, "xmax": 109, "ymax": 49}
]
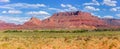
[{"xmin": 0, "ymin": 30, "xmax": 120, "ymax": 49}]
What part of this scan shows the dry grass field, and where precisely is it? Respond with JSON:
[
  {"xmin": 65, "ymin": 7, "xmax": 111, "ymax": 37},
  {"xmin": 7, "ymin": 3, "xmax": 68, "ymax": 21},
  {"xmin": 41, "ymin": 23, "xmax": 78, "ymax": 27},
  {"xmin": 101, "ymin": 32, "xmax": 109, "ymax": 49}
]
[{"xmin": 0, "ymin": 30, "xmax": 120, "ymax": 49}]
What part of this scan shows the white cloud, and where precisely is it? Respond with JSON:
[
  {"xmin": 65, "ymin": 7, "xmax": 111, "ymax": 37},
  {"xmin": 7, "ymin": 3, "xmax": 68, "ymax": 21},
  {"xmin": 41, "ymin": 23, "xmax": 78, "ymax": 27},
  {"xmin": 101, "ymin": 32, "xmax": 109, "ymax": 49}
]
[
  {"xmin": 110, "ymin": 8, "xmax": 117, "ymax": 11},
  {"xmin": 103, "ymin": 0, "xmax": 117, "ymax": 6},
  {"xmin": 0, "ymin": 16, "xmax": 29, "ymax": 24},
  {"xmin": 60, "ymin": 4, "xmax": 78, "ymax": 11},
  {"xmin": 2, "ymin": 11, "xmax": 7, "ymax": 13},
  {"xmin": 110, "ymin": 7, "xmax": 120, "ymax": 11},
  {"xmin": 27, "ymin": 11, "xmax": 50, "ymax": 15},
  {"xmin": 83, "ymin": 0, "xmax": 100, "ymax": 6},
  {"xmin": 0, "ymin": 6, "xmax": 13, "ymax": 9},
  {"xmin": 49, "ymin": 4, "xmax": 78, "ymax": 12},
  {"xmin": 116, "ymin": 14, "xmax": 120, "ymax": 17},
  {"xmin": 61, "ymin": 4, "xmax": 66, "ymax": 7},
  {"xmin": 91, "ymin": 13, "xmax": 101, "ymax": 17},
  {"xmin": 27, "ymin": 11, "xmax": 51, "ymax": 20},
  {"xmin": 43, "ymin": 16, "xmax": 51, "ymax": 19},
  {"xmin": 0, "ymin": 3, "xmax": 46, "ymax": 9},
  {"xmin": 8, "ymin": 10, "xmax": 22, "ymax": 14},
  {"xmin": 8, "ymin": 17, "xmax": 28, "ymax": 23},
  {"xmin": 48, "ymin": 8, "xmax": 64, "ymax": 12},
  {"xmin": 85, "ymin": 6, "xmax": 100, "ymax": 11},
  {"xmin": 103, "ymin": 15, "xmax": 113, "ymax": 18},
  {"xmin": 0, "ymin": 0, "xmax": 9, "ymax": 3},
  {"xmin": 2, "ymin": 10, "xmax": 22, "ymax": 14}
]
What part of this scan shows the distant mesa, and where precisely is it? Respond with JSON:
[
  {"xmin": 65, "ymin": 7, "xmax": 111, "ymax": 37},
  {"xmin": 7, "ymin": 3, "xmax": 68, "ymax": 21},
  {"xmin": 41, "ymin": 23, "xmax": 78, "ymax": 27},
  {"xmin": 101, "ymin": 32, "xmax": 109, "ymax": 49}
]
[
  {"xmin": 0, "ymin": 11, "xmax": 120, "ymax": 30},
  {"xmin": 0, "ymin": 20, "xmax": 16, "ymax": 30},
  {"xmin": 0, "ymin": 20, "xmax": 5, "ymax": 23},
  {"xmin": 24, "ymin": 17, "xmax": 41, "ymax": 26}
]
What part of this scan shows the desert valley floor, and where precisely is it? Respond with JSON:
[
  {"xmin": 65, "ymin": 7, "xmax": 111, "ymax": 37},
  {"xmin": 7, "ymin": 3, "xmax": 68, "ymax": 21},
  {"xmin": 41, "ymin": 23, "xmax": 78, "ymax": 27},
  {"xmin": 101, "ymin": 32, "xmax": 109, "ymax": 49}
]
[{"xmin": 0, "ymin": 30, "xmax": 120, "ymax": 49}]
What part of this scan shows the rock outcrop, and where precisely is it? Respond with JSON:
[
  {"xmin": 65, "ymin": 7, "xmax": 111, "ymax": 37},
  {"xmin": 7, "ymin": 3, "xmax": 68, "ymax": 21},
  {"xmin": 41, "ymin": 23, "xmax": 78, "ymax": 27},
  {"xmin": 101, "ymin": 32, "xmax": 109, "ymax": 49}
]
[
  {"xmin": 0, "ymin": 20, "xmax": 16, "ymax": 30},
  {"xmin": 0, "ymin": 11, "xmax": 120, "ymax": 30},
  {"xmin": 24, "ymin": 17, "xmax": 41, "ymax": 26},
  {"xmin": 41, "ymin": 11, "xmax": 107, "ymax": 29}
]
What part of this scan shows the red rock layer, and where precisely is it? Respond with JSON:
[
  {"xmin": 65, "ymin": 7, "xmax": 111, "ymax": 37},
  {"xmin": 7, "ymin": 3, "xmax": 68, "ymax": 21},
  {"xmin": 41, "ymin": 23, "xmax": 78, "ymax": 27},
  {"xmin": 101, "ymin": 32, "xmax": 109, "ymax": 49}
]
[{"xmin": 1, "ymin": 11, "xmax": 120, "ymax": 30}]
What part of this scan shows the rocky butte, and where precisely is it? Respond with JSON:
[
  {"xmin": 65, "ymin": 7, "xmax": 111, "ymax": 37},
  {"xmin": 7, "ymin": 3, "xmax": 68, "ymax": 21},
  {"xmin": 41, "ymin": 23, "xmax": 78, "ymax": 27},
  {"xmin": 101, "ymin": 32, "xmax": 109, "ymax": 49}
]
[
  {"xmin": 41, "ymin": 11, "xmax": 106, "ymax": 29},
  {"xmin": 24, "ymin": 17, "xmax": 41, "ymax": 26},
  {"xmin": 0, "ymin": 11, "xmax": 120, "ymax": 30}
]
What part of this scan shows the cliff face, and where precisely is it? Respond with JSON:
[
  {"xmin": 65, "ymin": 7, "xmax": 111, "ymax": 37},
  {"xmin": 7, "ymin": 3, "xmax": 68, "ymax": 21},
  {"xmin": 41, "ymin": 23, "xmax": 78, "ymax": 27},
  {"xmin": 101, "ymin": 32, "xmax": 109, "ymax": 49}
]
[
  {"xmin": 41, "ymin": 11, "xmax": 107, "ymax": 29},
  {"xmin": 102, "ymin": 18, "xmax": 120, "ymax": 26},
  {"xmin": 0, "ymin": 11, "xmax": 120, "ymax": 30},
  {"xmin": 24, "ymin": 17, "xmax": 41, "ymax": 26},
  {"xmin": 101, "ymin": 18, "xmax": 120, "ymax": 29}
]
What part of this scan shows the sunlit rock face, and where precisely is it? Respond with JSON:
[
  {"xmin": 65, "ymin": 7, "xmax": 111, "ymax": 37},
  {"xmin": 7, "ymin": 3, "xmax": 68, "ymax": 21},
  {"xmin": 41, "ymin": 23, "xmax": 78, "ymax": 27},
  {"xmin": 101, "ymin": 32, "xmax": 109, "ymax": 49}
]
[
  {"xmin": 24, "ymin": 17, "xmax": 42, "ymax": 26},
  {"xmin": 1, "ymin": 11, "xmax": 120, "ymax": 30},
  {"xmin": 41, "ymin": 11, "xmax": 107, "ymax": 29}
]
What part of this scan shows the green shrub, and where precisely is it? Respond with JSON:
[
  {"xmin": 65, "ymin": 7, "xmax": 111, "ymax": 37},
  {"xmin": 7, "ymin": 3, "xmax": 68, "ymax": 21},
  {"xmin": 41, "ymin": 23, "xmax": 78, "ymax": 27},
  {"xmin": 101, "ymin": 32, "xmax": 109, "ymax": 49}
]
[
  {"xmin": 72, "ymin": 30, "xmax": 88, "ymax": 33},
  {"xmin": 4, "ymin": 30, "xmax": 23, "ymax": 33}
]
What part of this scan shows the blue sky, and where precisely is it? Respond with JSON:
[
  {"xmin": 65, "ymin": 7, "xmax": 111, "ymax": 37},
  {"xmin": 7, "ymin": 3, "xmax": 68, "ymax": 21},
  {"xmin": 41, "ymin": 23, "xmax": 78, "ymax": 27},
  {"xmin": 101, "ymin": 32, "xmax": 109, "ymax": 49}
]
[{"xmin": 0, "ymin": 0, "xmax": 120, "ymax": 24}]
